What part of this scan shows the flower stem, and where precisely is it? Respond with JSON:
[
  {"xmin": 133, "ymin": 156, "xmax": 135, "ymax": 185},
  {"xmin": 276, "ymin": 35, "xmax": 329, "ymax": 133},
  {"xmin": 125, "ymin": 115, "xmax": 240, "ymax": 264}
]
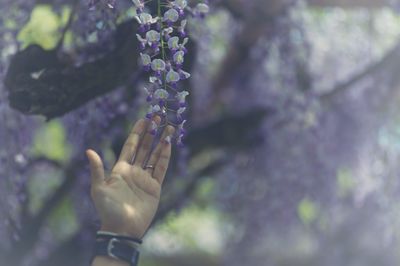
[
  {"xmin": 158, "ymin": 0, "xmax": 166, "ymax": 63},
  {"xmin": 158, "ymin": 0, "xmax": 170, "ymax": 125}
]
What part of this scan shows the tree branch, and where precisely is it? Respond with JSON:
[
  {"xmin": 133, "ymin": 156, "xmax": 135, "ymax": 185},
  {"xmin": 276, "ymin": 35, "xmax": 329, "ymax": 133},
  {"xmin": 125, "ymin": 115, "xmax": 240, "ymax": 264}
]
[
  {"xmin": 320, "ymin": 40, "xmax": 400, "ymax": 104},
  {"xmin": 56, "ymin": 0, "xmax": 79, "ymax": 51},
  {"xmin": 307, "ymin": 0, "xmax": 389, "ymax": 8},
  {"xmin": 4, "ymin": 20, "xmax": 140, "ymax": 120},
  {"xmin": 186, "ymin": 107, "xmax": 270, "ymax": 156},
  {"xmin": 153, "ymin": 108, "xmax": 269, "ymax": 224}
]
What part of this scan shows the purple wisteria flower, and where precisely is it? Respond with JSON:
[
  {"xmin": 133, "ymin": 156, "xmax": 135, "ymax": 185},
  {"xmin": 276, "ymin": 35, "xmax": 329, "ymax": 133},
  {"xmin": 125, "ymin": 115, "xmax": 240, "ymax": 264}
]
[{"xmin": 132, "ymin": 0, "xmax": 209, "ymax": 146}]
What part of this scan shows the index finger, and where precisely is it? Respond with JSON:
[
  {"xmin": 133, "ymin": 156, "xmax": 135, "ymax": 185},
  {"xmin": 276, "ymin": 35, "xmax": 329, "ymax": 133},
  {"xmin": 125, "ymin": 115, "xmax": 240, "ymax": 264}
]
[{"xmin": 117, "ymin": 119, "xmax": 148, "ymax": 163}]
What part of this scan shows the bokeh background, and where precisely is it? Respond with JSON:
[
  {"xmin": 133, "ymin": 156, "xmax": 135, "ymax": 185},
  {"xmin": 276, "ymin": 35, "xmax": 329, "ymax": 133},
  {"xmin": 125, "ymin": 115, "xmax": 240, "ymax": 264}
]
[{"xmin": 2, "ymin": 0, "xmax": 400, "ymax": 265}]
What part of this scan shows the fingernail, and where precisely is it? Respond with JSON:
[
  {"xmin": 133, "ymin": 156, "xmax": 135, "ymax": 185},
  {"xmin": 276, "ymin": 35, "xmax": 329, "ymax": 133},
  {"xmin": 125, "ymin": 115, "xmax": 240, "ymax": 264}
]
[{"xmin": 164, "ymin": 136, "xmax": 171, "ymax": 144}]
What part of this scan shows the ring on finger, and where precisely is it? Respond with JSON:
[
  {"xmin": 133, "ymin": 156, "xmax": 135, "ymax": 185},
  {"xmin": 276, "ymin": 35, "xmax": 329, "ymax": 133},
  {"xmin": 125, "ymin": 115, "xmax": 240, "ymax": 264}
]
[{"xmin": 143, "ymin": 164, "xmax": 155, "ymax": 170}]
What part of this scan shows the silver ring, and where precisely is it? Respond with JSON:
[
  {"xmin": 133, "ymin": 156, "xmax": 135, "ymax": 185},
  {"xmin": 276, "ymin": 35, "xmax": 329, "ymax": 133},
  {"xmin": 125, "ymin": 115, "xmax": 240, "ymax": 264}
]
[{"xmin": 144, "ymin": 164, "xmax": 155, "ymax": 170}]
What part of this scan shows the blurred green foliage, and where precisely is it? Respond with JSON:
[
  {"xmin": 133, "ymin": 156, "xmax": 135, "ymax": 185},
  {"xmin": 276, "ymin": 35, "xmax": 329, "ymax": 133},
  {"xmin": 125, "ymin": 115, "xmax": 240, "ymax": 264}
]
[
  {"xmin": 336, "ymin": 168, "xmax": 355, "ymax": 198},
  {"xmin": 32, "ymin": 120, "xmax": 71, "ymax": 163},
  {"xmin": 161, "ymin": 205, "xmax": 222, "ymax": 251},
  {"xmin": 297, "ymin": 197, "xmax": 318, "ymax": 226},
  {"xmin": 28, "ymin": 168, "xmax": 64, "ymax": 214},
  {"xmin": 48, "ymin": 197, "xmax": 79, "ymax": 242},
  {"xmin": 17, "ymin": 5, "xmax": 72, "ymax": 49}
]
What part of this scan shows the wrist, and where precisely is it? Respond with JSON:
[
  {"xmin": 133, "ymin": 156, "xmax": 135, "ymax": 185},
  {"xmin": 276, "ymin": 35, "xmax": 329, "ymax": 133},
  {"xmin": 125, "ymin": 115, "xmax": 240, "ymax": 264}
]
[
  {"xmin": 100, "ymin": 225, "xmax": 144, "ymax": 240},
  {"xmin": 92, "ymin": 256, "xmax": 129, "ymax": 266}
]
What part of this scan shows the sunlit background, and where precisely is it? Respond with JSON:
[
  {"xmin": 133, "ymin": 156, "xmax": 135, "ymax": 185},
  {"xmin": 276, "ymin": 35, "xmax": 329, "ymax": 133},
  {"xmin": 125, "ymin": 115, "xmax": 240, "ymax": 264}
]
[{"xmin": 2, "ymin": 0, "xmax": 400, "ymax": 265}]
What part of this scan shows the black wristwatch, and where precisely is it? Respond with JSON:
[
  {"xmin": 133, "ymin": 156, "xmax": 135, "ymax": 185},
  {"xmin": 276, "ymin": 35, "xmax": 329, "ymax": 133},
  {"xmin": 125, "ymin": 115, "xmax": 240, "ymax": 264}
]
[{"xmin": 92, "ymin": 232, "xmax": 142, "ymax": 266}]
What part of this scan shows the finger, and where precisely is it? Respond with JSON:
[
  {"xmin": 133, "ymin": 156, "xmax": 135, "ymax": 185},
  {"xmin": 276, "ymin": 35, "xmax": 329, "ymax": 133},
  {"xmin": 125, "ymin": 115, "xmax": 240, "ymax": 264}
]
[
  {"xmin": 86, "ymin": 149, "xmax": 105, "ymax": 187},
  {"xmin": 118, "ymin": 119, "xmax": 147, "ymax": 163},
  {"xmin": 134, "ymin": 116, "xmax": 161, "ymax": 166},
  {"xmin": 146, "ymin": 125, "xmax": 175, "ymax": 175},
  {"xmin": 153, "ymin": 136, "xmax": 172, "ymax": 185}
]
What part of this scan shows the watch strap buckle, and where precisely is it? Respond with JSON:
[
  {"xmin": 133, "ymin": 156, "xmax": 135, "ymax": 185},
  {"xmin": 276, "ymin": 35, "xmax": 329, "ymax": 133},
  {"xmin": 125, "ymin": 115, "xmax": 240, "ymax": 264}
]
[{"xmin": 107, "ymin": 237, "xmax": 119, "ymax": 259}]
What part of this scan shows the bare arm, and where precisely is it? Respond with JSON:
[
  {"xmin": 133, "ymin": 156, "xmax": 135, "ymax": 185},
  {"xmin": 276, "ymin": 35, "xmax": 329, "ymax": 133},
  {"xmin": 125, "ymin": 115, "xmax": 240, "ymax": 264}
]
[
  {"xmin": 92, "ymin": 257, "xmax": 129, "ymax": 266},
  {"xmin": 86, "ymin": 117, "xmax": 174, "ymax": 266}
]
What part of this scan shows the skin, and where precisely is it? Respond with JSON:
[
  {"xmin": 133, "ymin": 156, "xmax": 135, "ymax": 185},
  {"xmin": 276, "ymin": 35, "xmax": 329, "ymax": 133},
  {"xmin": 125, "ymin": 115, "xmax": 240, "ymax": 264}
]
[{"xmin": 87, "ymin": 117, "xmax": 175, "ymax": 266}]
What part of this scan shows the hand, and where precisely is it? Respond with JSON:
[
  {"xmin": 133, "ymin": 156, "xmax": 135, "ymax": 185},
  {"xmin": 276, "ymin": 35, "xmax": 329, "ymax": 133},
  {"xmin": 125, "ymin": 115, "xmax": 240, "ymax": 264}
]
[{"xmin": 86, "ymin": 117, "xmax": 175, "ymax": 239}]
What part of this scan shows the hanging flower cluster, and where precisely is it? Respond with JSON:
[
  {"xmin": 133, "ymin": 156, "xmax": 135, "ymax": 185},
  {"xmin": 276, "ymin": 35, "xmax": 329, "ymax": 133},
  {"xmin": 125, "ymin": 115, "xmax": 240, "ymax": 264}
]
[{"xmin": 133, "ymin": 0, "xmax": 209, "ymax": 146}]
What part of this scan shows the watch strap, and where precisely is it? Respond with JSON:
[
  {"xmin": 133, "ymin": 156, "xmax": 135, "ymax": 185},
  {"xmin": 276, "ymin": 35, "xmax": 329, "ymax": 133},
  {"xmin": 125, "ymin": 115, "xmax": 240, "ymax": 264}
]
[
  {"xmin": 97, "ymin": 231, "xmax": 143, "ymax": 245},
  {"xmin": 94, "ymin": 237, "xmax": 140, "ymax": 266}
]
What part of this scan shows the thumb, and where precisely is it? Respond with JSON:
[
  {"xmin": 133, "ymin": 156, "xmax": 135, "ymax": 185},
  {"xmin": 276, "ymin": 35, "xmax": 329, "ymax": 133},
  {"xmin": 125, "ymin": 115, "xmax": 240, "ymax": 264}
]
[{"xmin": 86, "ymin": 149, "xmax": 105, "ymax": 187}]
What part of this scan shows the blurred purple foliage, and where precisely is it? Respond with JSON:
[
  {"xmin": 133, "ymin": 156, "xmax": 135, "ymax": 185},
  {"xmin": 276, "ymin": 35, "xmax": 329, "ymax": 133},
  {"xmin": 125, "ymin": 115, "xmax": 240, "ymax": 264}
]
[{"xmin": 2, "ymin": 0, "xmax": 400, "ymax": 266}]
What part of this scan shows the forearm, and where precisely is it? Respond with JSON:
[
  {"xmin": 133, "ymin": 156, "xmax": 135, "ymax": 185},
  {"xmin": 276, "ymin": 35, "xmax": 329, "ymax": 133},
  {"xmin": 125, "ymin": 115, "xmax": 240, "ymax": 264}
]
[{"xmin": 92, "ymin": 256, "xmax": 129, "ymax": 266}]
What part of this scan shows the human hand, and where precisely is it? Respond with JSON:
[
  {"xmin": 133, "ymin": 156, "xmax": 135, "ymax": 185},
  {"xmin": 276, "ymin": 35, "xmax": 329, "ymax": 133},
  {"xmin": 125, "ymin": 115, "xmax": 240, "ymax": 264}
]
[{"xmin": 86, "ymin": 117, "xmax": 174, "ymax": 239}]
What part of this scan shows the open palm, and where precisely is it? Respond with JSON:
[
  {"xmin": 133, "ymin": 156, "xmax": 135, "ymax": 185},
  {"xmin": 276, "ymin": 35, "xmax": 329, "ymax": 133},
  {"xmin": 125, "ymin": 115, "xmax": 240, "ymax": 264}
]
[{"xmin": 86, "ymin": 117, "xmax": 174, "ymax": 239}]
